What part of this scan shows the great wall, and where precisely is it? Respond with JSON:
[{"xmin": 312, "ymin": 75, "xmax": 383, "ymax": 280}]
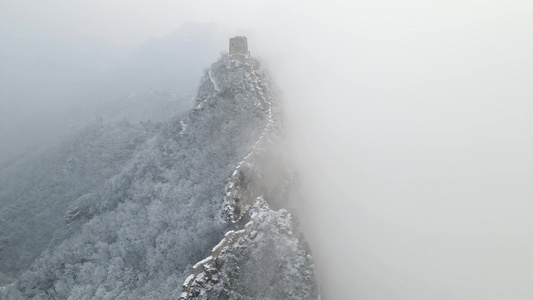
[{"xmin": 180, "ymin": 48, "xmax": 278, "ymax": 299}]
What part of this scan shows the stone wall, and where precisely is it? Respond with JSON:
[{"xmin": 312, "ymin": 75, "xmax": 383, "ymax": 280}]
[{"xmin": 229, "ymin": 36, "xmax": 248, "ymax": 55}]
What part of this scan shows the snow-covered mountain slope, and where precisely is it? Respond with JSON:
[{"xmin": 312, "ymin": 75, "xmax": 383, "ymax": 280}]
[
  {"xmin": 1, "ymin": 53, "xmax": 318, "ymax": 299},
  {"xmin": 0, "ymin": 120, "xmax": 157, "ymax": 279}
]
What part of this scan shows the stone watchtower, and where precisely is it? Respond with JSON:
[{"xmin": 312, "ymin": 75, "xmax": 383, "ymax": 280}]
[{"xmin": 229, "ymin": 36, "xmax": 249, "ymax": 56}]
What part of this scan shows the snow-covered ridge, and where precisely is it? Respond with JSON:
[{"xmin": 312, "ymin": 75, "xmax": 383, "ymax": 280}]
[
  {"xmin": 208, "ymin": 69, "xmax": 220, "ymax": 92},
  {"xmin": 181, "ymin": 54, "xmax": 275, "ymax": 299},
  {"xmin": 223, "ymin": 57, "xmax": 276, "ymax": 223},
  {"xmin": 180, "ymin": 54, "xmax": 319, "ymax": 299}
]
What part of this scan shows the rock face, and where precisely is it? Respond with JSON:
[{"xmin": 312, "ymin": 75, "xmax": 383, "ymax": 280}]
[{"xmin": 1, "ymin": 53, "xmax": 318, "ymax": 299}]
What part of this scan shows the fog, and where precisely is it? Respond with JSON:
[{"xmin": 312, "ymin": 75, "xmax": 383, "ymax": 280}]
[
  {"xmin": 262, "ymin": 3, "xmax": 533, "ymax": 299},
  {"xmin": 2, "ymin": 1, "xmax": 533, "ymax": 299}
]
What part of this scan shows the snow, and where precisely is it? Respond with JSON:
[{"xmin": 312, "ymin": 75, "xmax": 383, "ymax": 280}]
[
  {"xmin": 4, "ymin": 51, "xmax": 295, "ymax": 300},
  {"xmin": 208, "ymin": 69, "xmax": 220, "ymax": 92},
  {"xmin": 183, "ymin": 274, "xmax": 195, "ymax": 288},
  {"xmin": 212, "ymin": 239, "xmax": 227, "ymax": 253},
  {"xmin": 181, "ymin": 197, "xmax": 319, "ymax": 299},
  {"xmin": 179, "ymin": 120, "xmax": 187, "ymax": 134},
  {"xmin": 193, "ymin": 256, "xmax": 213, "ymax": 269},
  {"xmin": 178, "ymin": 55, "xmax": 318, "ymax": 299}
]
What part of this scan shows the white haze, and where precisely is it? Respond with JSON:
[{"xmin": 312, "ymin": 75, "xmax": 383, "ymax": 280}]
[{"xmin": 2, "ymin": 1, "xmax": 533, "ymax": 299}]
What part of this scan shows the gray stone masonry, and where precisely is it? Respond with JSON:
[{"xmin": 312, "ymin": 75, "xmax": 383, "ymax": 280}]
[{"xmin": 229, "ymin": 36, "xmax": 249, "ymax": 55}]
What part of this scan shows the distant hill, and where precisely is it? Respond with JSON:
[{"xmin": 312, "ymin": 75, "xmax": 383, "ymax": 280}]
[{"xmin": 0, "ymin": 20, "xmax": 224, "ymax": 167}]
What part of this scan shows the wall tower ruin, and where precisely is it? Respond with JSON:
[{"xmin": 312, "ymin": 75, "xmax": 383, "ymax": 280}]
[{"xmin": 229, "ymin": 36, "xmax": 249, "ymax": 56}]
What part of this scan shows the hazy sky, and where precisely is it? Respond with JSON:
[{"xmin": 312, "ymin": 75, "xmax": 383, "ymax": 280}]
[
  {"xmin": 0, "ymin": 0, "xmax": 267, "ymax": 47},
  {"xmin": 2, "ymin": 1, "xmax": 532, "ymax": 48},
  {"xmin": 2, "ymin": 1, "xmax": 533, "ymax": 299}
]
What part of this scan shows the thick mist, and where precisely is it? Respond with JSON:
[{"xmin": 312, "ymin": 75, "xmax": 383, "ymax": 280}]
[
  {"xmin": 0, "ymin": 13, "xmax": 219, "ymax": 166},
  {"xmin": 256, "ymin": 2, "xmax": 533, "ymax": 299},
  {"xmin": 2, "ymin": 1, "xmax": 532, "ymax": 299}
]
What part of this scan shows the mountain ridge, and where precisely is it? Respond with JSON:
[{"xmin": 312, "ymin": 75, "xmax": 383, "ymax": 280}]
[{"xmin": 1, "ymin": 52, "xmax": 318, "ymax": 299}]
